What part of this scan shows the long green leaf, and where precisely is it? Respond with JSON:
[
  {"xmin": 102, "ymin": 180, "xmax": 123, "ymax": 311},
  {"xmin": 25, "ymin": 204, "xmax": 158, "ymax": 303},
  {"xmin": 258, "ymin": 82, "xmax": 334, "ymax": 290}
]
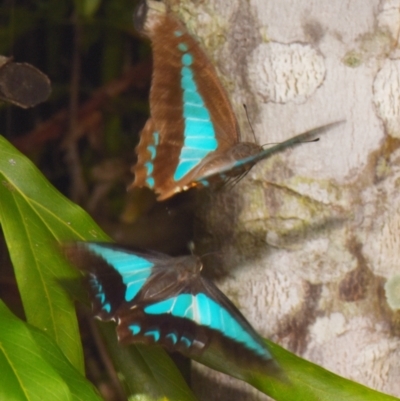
[
  {"xmin": 0, "ymin": 135, "xmax": 108, "ymax": 371},
  {"xmin": 257, "ymin": 339, "xmax": 400, "ymax": 400},
  {"xmin": 0, "ymin": 300, "xmax": 102, "ymax": 401}
]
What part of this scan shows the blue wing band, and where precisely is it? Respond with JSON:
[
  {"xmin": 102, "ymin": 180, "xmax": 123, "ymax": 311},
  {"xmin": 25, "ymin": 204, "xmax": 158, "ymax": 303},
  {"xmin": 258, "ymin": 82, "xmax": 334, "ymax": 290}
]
[
  {"xmin": 173, "ymin": 40, "xmax": 218, "ymax": 181},
  {"xmin": 86, "ymin": 244, "xmax": 154, "ymax": 302},
  {"xmin": 144, "ymin": 292, "xmax": 270, "ymax": 359}
]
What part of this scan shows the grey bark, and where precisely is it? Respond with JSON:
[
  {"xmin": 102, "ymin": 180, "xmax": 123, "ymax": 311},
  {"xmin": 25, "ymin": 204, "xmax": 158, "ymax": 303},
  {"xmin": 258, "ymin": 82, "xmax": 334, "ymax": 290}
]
[{"xmin": 172, "ymin": 0, "xmax": 400, "ymax": 399}]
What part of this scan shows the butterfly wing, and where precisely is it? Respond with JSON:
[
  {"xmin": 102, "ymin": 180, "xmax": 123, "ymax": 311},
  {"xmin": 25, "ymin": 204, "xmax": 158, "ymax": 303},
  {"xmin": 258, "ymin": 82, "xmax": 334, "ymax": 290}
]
[
  {"xmin": 130, "ymin": 1, "xmax": 240, "ymax": 200},
  {"xmin": 64, "ymin": 242, "xmax": 160, "ymax": 320},
  {"xmin": 186, "ymin": 277, "xmax": 280, "ymax": 378}
]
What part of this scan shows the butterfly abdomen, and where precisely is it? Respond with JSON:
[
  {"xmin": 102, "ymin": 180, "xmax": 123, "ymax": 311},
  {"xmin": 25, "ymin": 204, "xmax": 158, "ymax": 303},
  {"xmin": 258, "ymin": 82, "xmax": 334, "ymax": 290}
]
[
  {"xmin": 186, "ymin": 141, "xmax": 262, "ymax": 188},
  {"xmin": 229, "ymin": 142, "xmax": 263, "ymax": 160}
]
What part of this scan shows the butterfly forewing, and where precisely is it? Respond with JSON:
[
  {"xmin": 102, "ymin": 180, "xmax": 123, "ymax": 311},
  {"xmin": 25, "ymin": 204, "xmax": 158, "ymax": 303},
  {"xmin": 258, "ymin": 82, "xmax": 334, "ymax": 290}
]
[
  {"xmin": 64, "ymin": 243, "xmax": 125, "ymax": 320},
  {"xmin": 65, "ymin": 243, "xmax": 158, "ymax": 319}
]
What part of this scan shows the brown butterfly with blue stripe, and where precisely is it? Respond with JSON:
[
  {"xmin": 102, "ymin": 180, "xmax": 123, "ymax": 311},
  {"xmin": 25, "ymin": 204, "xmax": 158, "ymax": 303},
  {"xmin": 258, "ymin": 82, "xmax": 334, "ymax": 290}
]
[{"xmin": 130, "ymin": 0, "xmax": 342, "ymax": 200}]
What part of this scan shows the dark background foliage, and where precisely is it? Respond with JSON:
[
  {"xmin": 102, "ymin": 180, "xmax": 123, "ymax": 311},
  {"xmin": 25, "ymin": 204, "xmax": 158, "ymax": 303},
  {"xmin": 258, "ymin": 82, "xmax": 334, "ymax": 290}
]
[
  {"xmin": 0, "ymin": 1, "xmax": 195, "ymax": 399},
  {"xmin": 1, "ymin": 0, "xmax": 194, "ymax": 253}
]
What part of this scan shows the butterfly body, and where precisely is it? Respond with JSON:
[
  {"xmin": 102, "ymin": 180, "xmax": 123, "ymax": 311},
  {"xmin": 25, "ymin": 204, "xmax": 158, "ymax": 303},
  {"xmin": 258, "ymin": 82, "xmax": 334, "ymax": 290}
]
[{"xmin": 65, "ymin": 242, "xmax": 277, "ymax": 377}]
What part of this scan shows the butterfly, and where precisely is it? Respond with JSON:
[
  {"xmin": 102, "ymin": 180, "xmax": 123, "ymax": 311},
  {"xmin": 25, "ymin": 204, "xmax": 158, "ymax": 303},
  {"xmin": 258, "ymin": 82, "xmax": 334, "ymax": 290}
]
[
  {"xmin": 129, "ymin": 0, "xmax": 342, "ymax": 201},
  {"xmin": 65, "ymin": 242, "xmax": 279, "ymax": 378}
]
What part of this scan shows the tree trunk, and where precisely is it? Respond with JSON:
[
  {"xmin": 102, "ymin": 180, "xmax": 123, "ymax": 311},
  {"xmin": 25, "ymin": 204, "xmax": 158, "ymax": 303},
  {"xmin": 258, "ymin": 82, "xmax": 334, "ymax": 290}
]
[{"xmin": 172, "ymin": 0, "xmax": 400, "ymax": 399}]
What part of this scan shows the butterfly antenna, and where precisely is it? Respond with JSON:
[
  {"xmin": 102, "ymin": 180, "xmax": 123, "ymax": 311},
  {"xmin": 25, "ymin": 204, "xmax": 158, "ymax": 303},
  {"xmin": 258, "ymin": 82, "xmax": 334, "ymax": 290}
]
[{"xmin": 243, "ymin": 104, "xmax": 257, "ymax": 144}]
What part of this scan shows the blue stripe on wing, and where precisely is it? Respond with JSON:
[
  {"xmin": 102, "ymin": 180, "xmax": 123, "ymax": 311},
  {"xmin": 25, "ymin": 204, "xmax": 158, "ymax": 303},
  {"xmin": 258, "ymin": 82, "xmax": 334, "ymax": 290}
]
[
  {"xmin": 86, "ymin": 243, "xmax": 154, "ymax": 302},
  {"xmin": 173, "ymin": 42, "xmax": 218, "ymax": 181},
  {"xmin": 144, "ymin": 131, "xmax": 159, "ymax": 188},
  {"xmin": 89, "ymin": 275, "xmax": 112, "ymax": 313},
  {"xmin": 144, "ymin": 292, "xmax": 270, "ymax": 359}
]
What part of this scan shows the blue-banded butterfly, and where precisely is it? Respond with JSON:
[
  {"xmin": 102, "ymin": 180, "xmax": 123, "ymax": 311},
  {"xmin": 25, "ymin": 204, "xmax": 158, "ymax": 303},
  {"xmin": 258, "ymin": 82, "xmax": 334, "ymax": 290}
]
[
  {"xmin": 65, "ymin": 242, "xmax": 279, "ymax": 379},
  {"xmin": 129, "ymin": 0, "xmax": 342, "ymax": 200}
]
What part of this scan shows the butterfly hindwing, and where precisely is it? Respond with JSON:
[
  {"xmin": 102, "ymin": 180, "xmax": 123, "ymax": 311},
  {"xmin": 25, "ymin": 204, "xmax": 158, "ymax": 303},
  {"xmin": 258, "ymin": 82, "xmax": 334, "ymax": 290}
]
[
  {"xmin": 116, "ymin": 305, "xmax": 210, "ymax": 358},
  {"xmin": 117, "ymin": 278, "xmax": 272, "ymax": 364}
]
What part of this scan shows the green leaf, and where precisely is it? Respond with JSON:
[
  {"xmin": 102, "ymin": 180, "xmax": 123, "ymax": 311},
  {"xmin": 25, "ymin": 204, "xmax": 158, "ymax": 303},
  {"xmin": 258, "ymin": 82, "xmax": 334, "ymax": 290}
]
[
  {"xmin": 0, "ymin": 300, "xmax": 102, "ymax": 401},
  {"xmin": 0, "ymin": 136, "xmax": 197, "ymax": 400},
  {"xmin": 243, "ymin": 339, "xmax": 400, "ymax": 401},
  {"xmin": 0, "ymin": 135, "xmax": 108, "ymax": 372}
]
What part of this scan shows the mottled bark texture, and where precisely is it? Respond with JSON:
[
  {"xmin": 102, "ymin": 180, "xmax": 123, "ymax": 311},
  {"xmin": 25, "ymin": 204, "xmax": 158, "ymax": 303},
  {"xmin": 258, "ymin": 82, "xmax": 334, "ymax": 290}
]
[{"xmin": 170, "ymin": 0, "xmax": 400, "ymax": 399}]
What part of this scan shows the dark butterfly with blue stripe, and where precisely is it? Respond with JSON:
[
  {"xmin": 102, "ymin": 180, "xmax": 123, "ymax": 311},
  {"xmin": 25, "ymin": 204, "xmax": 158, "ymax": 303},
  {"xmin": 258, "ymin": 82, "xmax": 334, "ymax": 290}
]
[
  {"xmin": 129, "ymin": 0, "xmax": 342, "ymax": 200},
  {"xmin": 65, "ymin": 242, "xmax": 279, "ymax": 379}
]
